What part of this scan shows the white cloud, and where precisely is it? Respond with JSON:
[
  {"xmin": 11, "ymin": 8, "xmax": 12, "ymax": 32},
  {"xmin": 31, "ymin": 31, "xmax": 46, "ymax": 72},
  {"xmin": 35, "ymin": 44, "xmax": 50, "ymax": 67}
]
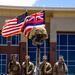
[{"xmin": 0, "ymin": 0, "xmax": 37, "ymax": 6}]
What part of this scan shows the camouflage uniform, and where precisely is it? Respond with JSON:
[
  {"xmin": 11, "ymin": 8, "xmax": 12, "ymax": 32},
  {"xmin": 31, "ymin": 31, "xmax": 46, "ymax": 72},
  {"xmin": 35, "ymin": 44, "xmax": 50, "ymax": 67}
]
[
  {"xmin": 53, "ymin": 62, "xmax": 68, "ymax": 75},
  {"xmin": 22, "ymin": 61, "xmax": 34, "ymax": 75},
  {"xmin": 8, "ymin": 61, "xmax": 21, "ymax": 75},
  {"xmin": 40, "ymin": 62, "xmax": 52, "ymax": 75}
]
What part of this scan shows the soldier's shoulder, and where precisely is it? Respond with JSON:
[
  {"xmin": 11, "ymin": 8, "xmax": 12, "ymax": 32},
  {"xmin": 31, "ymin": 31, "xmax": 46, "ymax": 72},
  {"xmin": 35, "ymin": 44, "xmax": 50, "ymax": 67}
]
[
  {"xmin": 64, "ymin": 62, "xmax": 67, "ymax": 65},
  {"xmin": 40, "ymin": 62, "xmax": 43, "ymax": 65},
  {"xmin": 16, "ymin": 61, "xmax": 20, "ymax": 65},
  {"xmin": 55, "ymin": 62, "xmax": 59, "ymax": 66},
  {"xmin": 29, "ymin": 61, "xmax": 34, "ymax": 65},
  {"xmin": 46, "ymin": 62, "xmax": 51, "ymax": 66},
  {"xmin": 22, "ymin": 61, "xmax": 25, "ymax": 65}
]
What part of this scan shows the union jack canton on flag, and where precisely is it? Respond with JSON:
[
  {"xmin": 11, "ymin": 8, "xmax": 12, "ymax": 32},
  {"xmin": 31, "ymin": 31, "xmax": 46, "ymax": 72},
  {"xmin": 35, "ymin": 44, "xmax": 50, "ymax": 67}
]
[{"xmin": 21, "ymin": 11, "xmax": 45, "ymax": 38}]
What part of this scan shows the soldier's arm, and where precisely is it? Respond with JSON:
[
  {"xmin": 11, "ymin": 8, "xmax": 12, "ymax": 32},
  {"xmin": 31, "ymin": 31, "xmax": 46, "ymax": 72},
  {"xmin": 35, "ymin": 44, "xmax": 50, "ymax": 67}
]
[
  {"xmin": 39, "ymin": 62, "xmax": 43, "ymax": 75},
  {"xmin": 53, "ymin": 63, "xmax": 57, "ymax": 75},
  {"xmin": 18, "ymin": 62, "xmax": 21, "ymax": 73},
  {"xmin": 28, "ymin": 63, "xmax": 34, "ymax": 74},
  {"xmin": 22, "ymin": 62, "xmax": 26, "ymax": 68},
  {"xmin": 64, "ymin": 63, "xmax": 68, "ymax": 72},
  {"xmin": 46, "ymin": 63, "xmax": 52, "ymax": 74},
  {"xmin": 40, "ymin": 62, "xmax": 43, "ymax": 69},
  {"xmin": 8, "ymin": 62, "xmax": 11, "ymax": 72}
]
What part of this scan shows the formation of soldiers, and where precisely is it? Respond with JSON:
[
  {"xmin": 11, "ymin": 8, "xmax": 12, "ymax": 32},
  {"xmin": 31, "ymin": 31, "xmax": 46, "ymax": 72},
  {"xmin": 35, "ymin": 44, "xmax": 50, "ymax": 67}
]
[{"xmin": 8, "ymin": 55, "xmax": 68, "ymax": 75}]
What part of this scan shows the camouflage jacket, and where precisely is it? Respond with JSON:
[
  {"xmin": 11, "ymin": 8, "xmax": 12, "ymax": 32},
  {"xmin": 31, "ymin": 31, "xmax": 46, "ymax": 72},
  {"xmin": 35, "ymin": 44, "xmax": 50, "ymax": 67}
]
[
  {"xmin": 53, "ymin": 62, "xmax": 68, "ymax": 75},
  {"xmin": 40, "ymin": 62, "xmax": 52, "ymax": 75},
  {"xmin": 8, "ymin": 61, "xmax": 21, "ymax": 75},
  {"xmin": 22, "ymin": 61, "xmax": 34, "ymax": 75}
]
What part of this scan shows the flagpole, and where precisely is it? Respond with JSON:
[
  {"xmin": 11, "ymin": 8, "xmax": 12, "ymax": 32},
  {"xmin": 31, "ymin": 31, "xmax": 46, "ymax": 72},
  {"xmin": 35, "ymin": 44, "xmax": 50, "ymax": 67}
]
[
  {"xmin": 44, "ymin": 40, "xmax": 46, "ymax": 56},
  {"xmin": 26, "ymin": 38, "xmax": 28, "ymax": 75},
  {"xmin": 26, "ymin": 38, "xmax": 28, "ymax": 55},
  {"xmin": 43, "ymin": 8, "xmax": 46, "ymax": 56}
]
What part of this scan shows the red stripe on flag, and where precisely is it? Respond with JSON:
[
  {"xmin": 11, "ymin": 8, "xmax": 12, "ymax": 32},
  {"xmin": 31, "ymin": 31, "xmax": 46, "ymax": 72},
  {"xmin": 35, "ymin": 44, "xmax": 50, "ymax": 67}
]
[
  {"xmin": 2, "ymin": 28, "xmax": 21, "ymax": 33},
  {"xmin": 3, "ymin": 24, "xmax": 22, "ymax": 31},
  {"xmin": 6, "ymin": 19, "xmax": 17, "ymax": 23},
  {"xmin": 25, "ymin": 28, "xmax": 32, "ymax": 35},
  {"xmin": 2, "ymin": 31, "xmax": 21, "ymax": 37}
]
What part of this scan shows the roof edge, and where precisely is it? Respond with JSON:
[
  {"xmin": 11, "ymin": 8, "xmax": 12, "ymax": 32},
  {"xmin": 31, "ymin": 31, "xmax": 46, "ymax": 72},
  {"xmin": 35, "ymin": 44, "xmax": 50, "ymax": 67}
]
[{"xmin": 0, "ymin": 5, "xmax": 75, "ymax": 11}]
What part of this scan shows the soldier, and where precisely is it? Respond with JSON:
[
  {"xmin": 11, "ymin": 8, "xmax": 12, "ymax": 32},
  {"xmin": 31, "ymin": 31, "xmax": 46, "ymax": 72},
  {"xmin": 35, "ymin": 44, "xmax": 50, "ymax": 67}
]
[
  {"xmin": 8, "ymin": 54, "xmax": 21, "ymax": 75},
  {"xmin": 22, "ymin": 55, "xmax": 34, "ymax": 75},
  {"xmin": 53, "ymin": 56, "xmax": 68, "ymax": 75},
  {"xmin": 40, "ymin": 55, "xmax": 52, "ymax": 75}
]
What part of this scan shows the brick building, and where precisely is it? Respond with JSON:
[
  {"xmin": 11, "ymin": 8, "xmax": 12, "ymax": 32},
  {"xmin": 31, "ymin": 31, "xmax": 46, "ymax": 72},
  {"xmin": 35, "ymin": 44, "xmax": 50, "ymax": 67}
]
[{"xmin": 0, "ymin": 6, "xmax": 75, "ymax": 75}]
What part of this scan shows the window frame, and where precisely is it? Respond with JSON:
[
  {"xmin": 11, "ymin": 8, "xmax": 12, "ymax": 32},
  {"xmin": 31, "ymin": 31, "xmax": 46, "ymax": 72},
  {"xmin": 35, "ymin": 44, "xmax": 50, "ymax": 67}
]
[
  {"xmin": 0, "ymin": 54, "xmax": 7, "ymax": 75},
  {"xmin": 57, "ymin": 33, "xmax": 75, "ymax": 74},
  {"xmin": 11, "ymin": 34, "xmax": 19, "ymax": 46},
  {"xmin": 0, "ymin": 33, "xmax": 8, "ymax": 46}
]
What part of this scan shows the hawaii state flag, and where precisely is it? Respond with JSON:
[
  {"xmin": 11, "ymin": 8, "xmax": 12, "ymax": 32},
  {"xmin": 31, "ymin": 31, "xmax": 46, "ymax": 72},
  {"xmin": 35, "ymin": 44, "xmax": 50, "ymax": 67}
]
[
  {"xmin": 21, "ymin": 11, "xmax": 45, "ymax": 38},
  {"xmin": 2, "ymin": 12, "xmax": 27, "ymax": 37}
]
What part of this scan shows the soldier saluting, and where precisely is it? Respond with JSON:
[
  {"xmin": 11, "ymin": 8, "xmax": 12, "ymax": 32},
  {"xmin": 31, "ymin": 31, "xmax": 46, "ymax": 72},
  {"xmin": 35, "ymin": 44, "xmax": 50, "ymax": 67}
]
[
  {"xmin": 8, "ymin": 54, "xmax": 21, "ymax": 75},
  {"xmin": 40, "ymin": 55, "xmax": 52, "ymax": 75},
  {"xmin": 53, "ymin": 56, "xmax": 68, "ymax": 75},
  {"xmin": 22, "ymin": 55, "xmax": 34, "ymax": 75}
]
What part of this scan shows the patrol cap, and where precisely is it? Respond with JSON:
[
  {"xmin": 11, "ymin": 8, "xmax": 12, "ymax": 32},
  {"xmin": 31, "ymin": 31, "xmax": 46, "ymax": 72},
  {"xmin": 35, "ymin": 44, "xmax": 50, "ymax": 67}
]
[
  {"xmin": 59, "ymin": 55, "xmax": 64, "ymax": 59},
  {"xmin": 59, "ymin": 55, "xmax": 64, "ymax": 61},
  {"xmin": 25, "ymin": 55, "xmax": 30, "ymax": 59},
  {"xmin": 13, "ymin": 54, "xmax": 17, "ymax": 58},
  {"xmin": 43, "ymin": 55, "xmax": 47, "ymax": 59}
]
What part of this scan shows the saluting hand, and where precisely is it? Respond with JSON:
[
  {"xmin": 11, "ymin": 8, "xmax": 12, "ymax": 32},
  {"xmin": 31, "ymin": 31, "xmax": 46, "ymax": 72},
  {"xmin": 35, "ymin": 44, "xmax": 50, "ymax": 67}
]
[
  {"xmin": 27, "ymin": 72, "xmax": 30, "ymax": 75},
  {"xmin": 44, "ymin": 71, "xmax": 47, "ymax": 75}
]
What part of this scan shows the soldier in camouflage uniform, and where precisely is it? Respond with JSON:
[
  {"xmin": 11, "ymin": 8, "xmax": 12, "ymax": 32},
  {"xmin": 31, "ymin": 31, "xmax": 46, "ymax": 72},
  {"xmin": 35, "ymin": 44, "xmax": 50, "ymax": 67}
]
[
  {"xmin": 8, "ymin": 54, "xmax": 21, "ymax": 75},
  {"xmin": 53, "ymin": 56, "xmax": 68, "ymax": 75},
  {"xmin": 40, "ymin": 55, "xmax": 52, "ymax": 75},
  {"xmin": 22, "ymin": 55, "xmax": 34, "ymax": 75}
]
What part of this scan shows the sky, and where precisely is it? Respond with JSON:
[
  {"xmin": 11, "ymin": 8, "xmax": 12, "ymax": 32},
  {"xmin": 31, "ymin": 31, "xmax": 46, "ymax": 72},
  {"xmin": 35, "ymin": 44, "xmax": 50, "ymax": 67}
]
[{"xmin": 0, "ymin": 0, "xmax": 75, "ymax": 7}]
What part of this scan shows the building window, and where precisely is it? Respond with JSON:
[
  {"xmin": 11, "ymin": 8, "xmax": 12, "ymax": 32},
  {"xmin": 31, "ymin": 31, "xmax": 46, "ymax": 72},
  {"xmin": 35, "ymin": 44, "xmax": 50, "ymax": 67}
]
[
  {"xmin": 11, "ymin": 34, "xmax": 19, "ymax": 45},
  {"xmin": 0, "ymin": 54, "xmax": 7, "ymax": 75},
  {"xmin": 0, "ymin": 33, "xmax": 7, "ymax": 45},
  {"xmin": 28, "ymin": 36, "xmax": 50, "ymax": 65},
  {"xmin": 57, "ymin": 33, "xmax": 75, "ymax": 74}
]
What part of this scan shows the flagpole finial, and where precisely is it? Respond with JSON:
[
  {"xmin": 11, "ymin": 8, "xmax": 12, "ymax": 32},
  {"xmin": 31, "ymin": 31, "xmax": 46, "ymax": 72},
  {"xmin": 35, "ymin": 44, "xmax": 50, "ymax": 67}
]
[
  {"xmin": 26, "ymin": 10, "xmax": 28, "ymax": 12},
  {"xmin": 43, "ymin": 5, "xmax": 45, "ymax": 11}
]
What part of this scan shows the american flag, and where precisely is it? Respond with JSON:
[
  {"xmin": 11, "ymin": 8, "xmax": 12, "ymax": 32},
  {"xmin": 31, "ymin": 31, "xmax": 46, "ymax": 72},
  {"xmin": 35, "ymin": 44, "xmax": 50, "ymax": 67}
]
[
  {"xmin": 21, "ymin": 11, "xmax": 45, "ymax": 37},
  {"xmin": 2, "ymin": 12, "xmax": 27, "ymax": 37}
]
